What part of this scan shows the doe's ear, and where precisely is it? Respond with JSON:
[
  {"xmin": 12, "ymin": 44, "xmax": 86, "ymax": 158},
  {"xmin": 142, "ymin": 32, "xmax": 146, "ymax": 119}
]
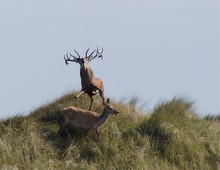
[{"xmin": 107, "ymin": 98, "xmax": 110, "ymax": 104}]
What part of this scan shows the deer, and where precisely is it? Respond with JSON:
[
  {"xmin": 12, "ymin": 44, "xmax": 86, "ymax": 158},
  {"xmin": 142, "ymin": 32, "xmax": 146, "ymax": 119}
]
[
  {"xmin": 58, "ymin": 99, "xmax": 119, "ymax": 139},
  {"xmin": 64, "ymin": 47, "xmax": 105, "ymax": 111}
]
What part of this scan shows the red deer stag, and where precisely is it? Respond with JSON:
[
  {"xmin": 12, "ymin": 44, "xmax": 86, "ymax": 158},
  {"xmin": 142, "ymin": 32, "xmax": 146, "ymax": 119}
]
[{"xmin": 64, "ymin": 47, "xmax": 105, "ymax": 110}]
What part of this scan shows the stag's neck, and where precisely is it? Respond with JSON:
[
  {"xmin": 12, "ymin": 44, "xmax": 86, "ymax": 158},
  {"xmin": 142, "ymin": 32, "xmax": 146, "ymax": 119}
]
[
  {"xmin": 82, "ymin": 62, "xmax": 90, "ymax": 71},
  {"xmin": 80, "ymin": 64, "xmax": 94, "ymax": 81},
  {"xmin": 96, "ymin": 108, "xmax": 111, "ymax": 128}
]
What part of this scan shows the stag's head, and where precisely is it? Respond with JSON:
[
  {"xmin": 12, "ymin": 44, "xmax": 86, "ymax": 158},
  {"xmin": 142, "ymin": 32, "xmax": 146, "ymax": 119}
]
[{"xmin": 64, "ymin": 47, "xmax": 103, "ymax": 66}]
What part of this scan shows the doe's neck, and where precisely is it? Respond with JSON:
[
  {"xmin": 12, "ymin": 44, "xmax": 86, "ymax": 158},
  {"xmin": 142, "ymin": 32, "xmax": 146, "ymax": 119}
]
[{"xmin": 97, "ymin": 107, "xmax": 111, "ymax": 127}]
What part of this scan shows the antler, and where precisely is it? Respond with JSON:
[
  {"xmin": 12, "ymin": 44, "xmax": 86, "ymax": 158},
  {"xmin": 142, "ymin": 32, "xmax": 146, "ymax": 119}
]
[
  {"xmin": 86, "ymin": 47, "xmax": 103, "ymax": 61},
  {"xmin": 85, "ymin": 48, "xmax": 93, "ymax": 57},
  {"xmin": 64, "ymin": 49, "xmax": 81, "ymax": 65}
]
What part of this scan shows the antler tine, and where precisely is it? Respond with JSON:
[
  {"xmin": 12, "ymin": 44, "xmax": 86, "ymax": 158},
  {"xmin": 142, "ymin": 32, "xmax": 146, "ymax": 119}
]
[
  {"xmin": 85, "ymin": 48, "xmax": 90, "ymax": 58},
  {"xmin": 64, "ymin": 52, "xmax": 69, "ymax": 65},
  {"xmin": 97, "ymin": 47, "xmax": 103, "ymax": 59},
  {"xmin": 88, "ymin": 50, "xmax": 96, "ymax": 58},
  {"xmin": 85, "ymin": 47, "xmax": 96, "ymax": 59},
  {"xmin": 100, "ymin": 47, "xmax": 104, "ymax": 54},
  {"xmin": 93, "ymin": 47, "xmax": 103, "ymax": 60},
  {"xmin": 69, "ymin": 53, "xmax": 78, "ymax": 59},
  {"xmin": 87, "ymin": 47, "xmax": 104, "ymax": 61},
  {"xmin": 74, "ymin": 49, "xmax": 81, "ymax": 58},
  {"xmin": 64, "ymin": 51, "xmax": 76, "ymax": 65}
]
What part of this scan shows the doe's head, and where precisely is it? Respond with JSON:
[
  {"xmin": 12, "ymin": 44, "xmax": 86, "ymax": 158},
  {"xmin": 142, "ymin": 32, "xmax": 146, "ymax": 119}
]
[{"xmin": 104, "ymin": 98, "xmax": 119, "ymax": 115}]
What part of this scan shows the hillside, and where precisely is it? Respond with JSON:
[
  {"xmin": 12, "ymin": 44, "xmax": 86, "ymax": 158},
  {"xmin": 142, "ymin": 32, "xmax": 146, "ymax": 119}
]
[{"xmin": 0, "ymin": 91, "xmax": 220, "ymax": 169}]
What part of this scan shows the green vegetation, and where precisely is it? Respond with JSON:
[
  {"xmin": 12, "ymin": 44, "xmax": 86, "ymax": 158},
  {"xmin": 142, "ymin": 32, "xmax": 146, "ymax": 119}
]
[{"xmin": 0, "ymin": 92, "xmax": 219, "ymax": 169}]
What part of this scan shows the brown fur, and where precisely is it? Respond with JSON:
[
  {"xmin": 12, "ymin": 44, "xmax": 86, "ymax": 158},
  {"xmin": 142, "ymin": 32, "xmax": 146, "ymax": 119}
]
[
  {"xmin": 63, "ymin": 106, "xmax": 99, "ymax": 129},
  {"xmin": 64, "ymin": 48, "xmax": 105, "ymax": 110},
  {"xmin": 58, "ymin": 101, "xmax": 119, "ymax": 138}
]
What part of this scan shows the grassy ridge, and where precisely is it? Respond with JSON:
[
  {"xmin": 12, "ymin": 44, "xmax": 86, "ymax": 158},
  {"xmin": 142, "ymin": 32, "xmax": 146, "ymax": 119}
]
[{"xmin": 0, "ymin": 92, "xmax": 219, "ymax": 169}]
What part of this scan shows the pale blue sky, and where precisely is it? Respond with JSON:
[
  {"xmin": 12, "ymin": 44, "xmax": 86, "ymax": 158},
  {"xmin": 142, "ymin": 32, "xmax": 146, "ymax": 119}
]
[{"xmin": 0, "ymin": 0, "xmax": 219, "ymax": 118}]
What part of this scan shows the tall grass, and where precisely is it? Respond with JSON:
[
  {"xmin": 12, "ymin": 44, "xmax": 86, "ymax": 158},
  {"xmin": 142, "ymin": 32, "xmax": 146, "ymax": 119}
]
[{"xmin": 0, "ymin": 92, "xmax": 219, "ymax": 169}]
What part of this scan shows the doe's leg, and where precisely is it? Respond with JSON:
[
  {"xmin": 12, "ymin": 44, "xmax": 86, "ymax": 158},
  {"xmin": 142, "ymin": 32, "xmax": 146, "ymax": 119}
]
[
  {"xmin": 95, "ymin": 129, "xmax": 100, "ymax": 139},
  {"xmin": 82, "ymin": 129, "xmax": 89, "ymax": 135},
  {"xmin": 89, "ymin": 96, "xmax": 94, "ymax": 111},
  {"xmin": 58, "ymin": 125, "xmax": 70, "ymax": 139}
]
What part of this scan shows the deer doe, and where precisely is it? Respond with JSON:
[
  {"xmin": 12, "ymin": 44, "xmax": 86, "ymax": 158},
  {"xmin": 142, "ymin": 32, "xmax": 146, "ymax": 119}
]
[
  {"xmin": 58, "ymin": 99, "xmax": 119, "ymax": 138},
  {"xmin": 64, "ymin": 47, "xmax": 105, "ymax": 111}
]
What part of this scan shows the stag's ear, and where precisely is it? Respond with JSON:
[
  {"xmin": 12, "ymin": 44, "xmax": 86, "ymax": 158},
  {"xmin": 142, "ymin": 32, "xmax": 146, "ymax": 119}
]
[{"xmin": 107, "ymin": 98, "xmax": 110, "ymax": 104}]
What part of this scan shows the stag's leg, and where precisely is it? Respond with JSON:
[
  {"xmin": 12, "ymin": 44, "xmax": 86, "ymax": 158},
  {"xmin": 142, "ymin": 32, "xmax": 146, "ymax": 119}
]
[
  {"xmin": 98, "ymin": 90, "xmax": 105, "ymax": 105},
  {"xmin": 89, "ymin": 96, "xmax": 94, "ymax": 111},
  {"xmin": 75, "ymin": 90, "xmax": 85, "ymax": 98}
]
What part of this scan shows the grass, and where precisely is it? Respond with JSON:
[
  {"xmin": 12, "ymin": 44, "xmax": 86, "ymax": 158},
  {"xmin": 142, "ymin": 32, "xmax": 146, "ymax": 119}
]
[{"xmin": 0, "ymin": 92, "xmax": 219, "ymax": 169}]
